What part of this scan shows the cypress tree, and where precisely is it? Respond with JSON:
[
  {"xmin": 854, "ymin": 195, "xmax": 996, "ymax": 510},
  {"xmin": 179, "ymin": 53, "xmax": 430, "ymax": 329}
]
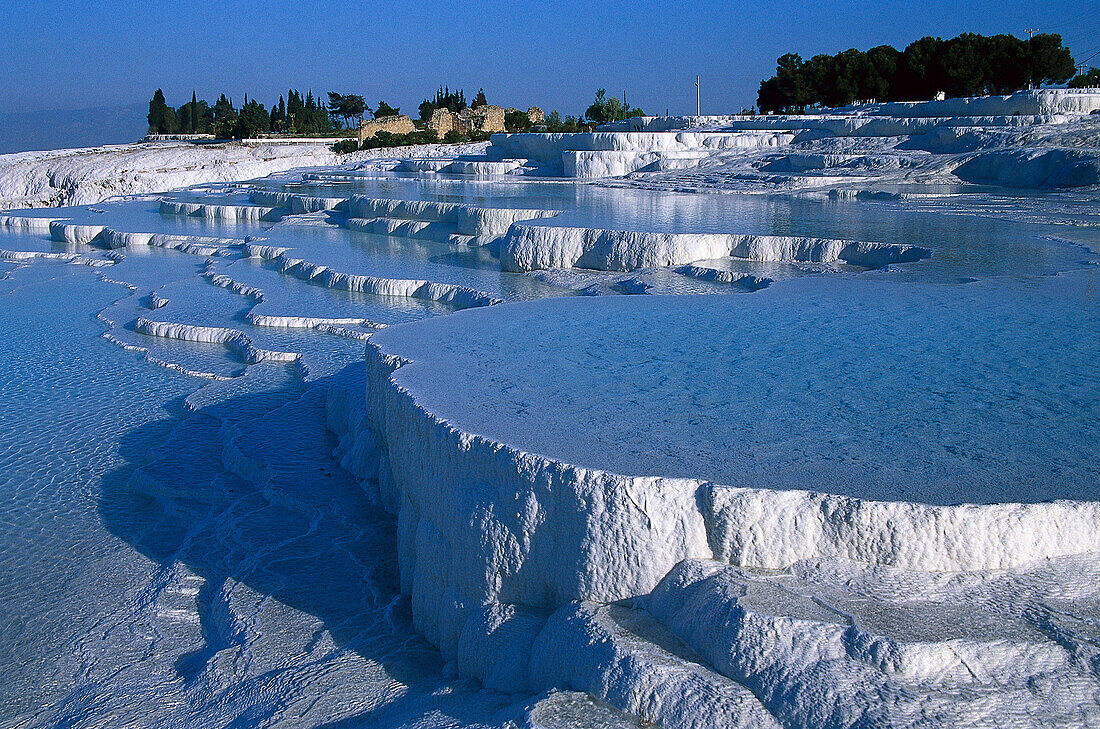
[
  {"xmin": 287, "ymin": 90, "xmax": 303, "ymax": 132},
  {"xmin": 177, "ymin": 103, "xmax": 192, "ymax": 134},
  {"xmin": 147, "ymin": 89, "xmax": 177, "ymax": 134}
]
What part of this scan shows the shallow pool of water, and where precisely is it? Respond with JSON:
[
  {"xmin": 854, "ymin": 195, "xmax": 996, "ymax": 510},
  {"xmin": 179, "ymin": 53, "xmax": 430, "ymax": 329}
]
[{"xmin": 0, "ymin": 168, "xmax": 1097, "ymax": 725}]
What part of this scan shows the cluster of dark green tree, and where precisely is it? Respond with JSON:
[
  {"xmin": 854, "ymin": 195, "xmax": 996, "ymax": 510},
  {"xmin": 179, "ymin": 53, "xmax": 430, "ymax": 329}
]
[
  {"xmin": 148, "ymin": 88, "xmax": 348, "ymax": 139},
  {"xmin": 757, "ymin": 33, "xmax": 1077, "ymax": 113},
  {"xmin": 418, "ymin": 86, "xmax": 470, "ymax": 123},
  {"xmin": 584, "ymin": 89, "xmax": 646, "ymax": 124},
  {"xmin": 1069, "ymin": 67, "xmax": 1100, "ymax": 88},
  {"xmin": 543, "ymin": 111, "xmax": 594, "ymax": 132},
  {"xmin": 147, "ymin": 90, "xmax": 212, "ymax": 135},
  {"xmin": 265, "ymin": 90, "xmax": 333, "ymax": 135},
  {"xmin": 325, "ymin": 92, "xmax": 367, "ymax": 128}
]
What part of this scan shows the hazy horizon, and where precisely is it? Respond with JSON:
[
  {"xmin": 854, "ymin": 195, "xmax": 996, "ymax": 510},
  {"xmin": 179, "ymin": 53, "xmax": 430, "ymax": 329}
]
[{"xmin": 0, "ymin": 102, "xmax": 148, "ymax": 155}]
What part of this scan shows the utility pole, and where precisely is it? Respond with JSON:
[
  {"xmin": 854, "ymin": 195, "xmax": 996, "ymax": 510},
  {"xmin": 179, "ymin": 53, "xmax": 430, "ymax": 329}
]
[
  {"xmin": 696, "ymin": 75, "xmax": 701, "ymax": 116},
  {"xmin": 1025, "ymin": 29, "xmax": 1040, "ymax": 89}
]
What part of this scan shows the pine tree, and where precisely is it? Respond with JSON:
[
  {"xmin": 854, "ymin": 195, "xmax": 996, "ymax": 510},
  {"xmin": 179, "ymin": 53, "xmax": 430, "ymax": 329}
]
[{"xmin": 374, "ymin": 100, "xmax": 398, "ymax": 118}]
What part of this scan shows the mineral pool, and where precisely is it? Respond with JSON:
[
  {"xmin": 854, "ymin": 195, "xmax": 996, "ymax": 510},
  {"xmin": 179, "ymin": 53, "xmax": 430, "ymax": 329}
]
[{"xmin": 1, "ymin": 167, "xmax": 1098, "ymax": 728}]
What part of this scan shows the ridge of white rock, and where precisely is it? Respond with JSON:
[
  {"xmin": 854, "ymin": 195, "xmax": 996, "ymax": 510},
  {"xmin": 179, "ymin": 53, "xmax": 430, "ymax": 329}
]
[
  {"xmin": 360, "ymin": 329, "xmax": 1100, "ymax": 627},
  {"xmin": 97, "ymin": 325, "xmax": 232, "ymax": 380},
  {"xmin": 41, "ymin": 221, "xmax": 244, "ymax": 256},
  {"xmin": 344, "ymin": 217, "xmax": 473, "ymax": 246},
  {"xmin": 952, "ymin": 147, "xmax": 1100, "ymax": 188},
  {"xmin": 500, "ymin": 222, "xmax": 929, "ymax": 272},
  {"xmin": 241, "ymin": 240, "xmax": 291, "ymax": 259},
  {"xmin": 564, "ymin": 149, "xmax": 712, "ymax": 178},
  {"xmin": 0, "ymin": 141, "xmax": 341, "ymax": 208},
  {"xmin": 479, "ymin": 90, "xmax": 1100, "ymax": 185},
  {"xmin": 328, "ymin": 282, "xmax": 1100, "ymax": 723},
  {"xmin": 0, "ymin": 214, "xmax": 65, "ymax": 232},
  {"xmin": 0, "ymin": 248, "xmax": 113, "ymax": 267},
  {"xmin": 528, "ymin": 602, "xmax": 782, "ymax": 729},
  {"xmin": 0, "ymin": 139, "xmax": 489, "ymax": 208},
  {"xmin": 599, "ymin": 91, "xmax": 1100, "ymax": 132},
  {"xmin": 100, "ymin": 229, "xmax": 241, "ymax": 256},
  {"xmin": 345, "ymin": 196, "xmax": 560, "ymax": 237},
  {"xmin": 397, "ymin": 158, "xmax": 528, "ymax": 175},
  {"xmin": 487, "ymin": 131, "xmax": 792, "ymax": 178},
  {"xmin": 489, "ymin": 131, "xmax": 793, "ymax": 161},
  {"xmin": 202, "ymin": 265, "xmax": 386, "ymax": 332},
  {"xmin": 646, "ymin": 556, "xmax": 1100, "ymax": 728},
  {"xmin": 851, "ymin": 88, "xmax": 1100, "ymax": 117},
  {"xmin": 672, "ymin": 264, "xmax": 772, "ymax": 290},
  {"xmin": 159, "ymin": 200, "xmax": 287, "ymax": 223},
  {"xmin": 49, "ymin": 221, "xmax": 107, "ymax": 245},
  {"xmin": 133, "ymin": 317, "xmax": 299, "ymax": 365},
  {"xmin": 244, "ymin": 244, "xmax": 502, "ymax": 309},
  {"xmin": 248, "ymin": 190, "xmax": 347, "ymax": 213}
]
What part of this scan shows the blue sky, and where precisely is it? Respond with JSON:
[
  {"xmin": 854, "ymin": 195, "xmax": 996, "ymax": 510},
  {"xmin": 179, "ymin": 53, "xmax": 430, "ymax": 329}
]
[{"xmin": 3, "ymin": 0, "xmax": 1098, "ymax": 116}]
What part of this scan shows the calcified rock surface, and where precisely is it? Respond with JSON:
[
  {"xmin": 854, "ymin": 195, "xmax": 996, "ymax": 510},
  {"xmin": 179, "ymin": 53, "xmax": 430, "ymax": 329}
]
[
  {"xmin": 485, "ymin": 89, "xmax": 1100, "ymax": 188},
  {"xmin": 500, "ymin": 223, "xmax": 929, "ymax": 271},
  {"xmin": 338, "ymin": 277, "xmax": 1100, "ymax": 727},
  {"xmin": 0, "ymin": 139, "xmax": 489, "ymax": 208},
  {"xmin": 1, "ymin": 91, "xmax": 1098, "ymax": 728}
]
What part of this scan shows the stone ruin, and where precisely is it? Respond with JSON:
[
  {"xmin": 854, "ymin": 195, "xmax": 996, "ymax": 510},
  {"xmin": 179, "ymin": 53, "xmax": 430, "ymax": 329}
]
[
  {"xmin": 424, "ymin": 105, "xmax": 548, "ymax": 138},
  {"xmin": 429, "ymin": 105, "xmax": 507, "ymax": 136},
  {"xmin": 358, "ymin": 114, "xmax": 416, "ymax": 144}
]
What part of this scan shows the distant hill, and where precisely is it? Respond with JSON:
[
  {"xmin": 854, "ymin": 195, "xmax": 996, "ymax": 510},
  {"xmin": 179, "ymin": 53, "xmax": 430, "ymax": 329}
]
[{"xmin": 0, "ymin": 102, "xmax": 148, "ymax": 155}]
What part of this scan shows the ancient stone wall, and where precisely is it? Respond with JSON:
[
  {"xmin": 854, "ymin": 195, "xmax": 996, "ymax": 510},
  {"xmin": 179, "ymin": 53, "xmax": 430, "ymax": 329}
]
[
  {"xmin": 460, "ymin": 105, "xmax": 505, "ymax": 133},
  {"xmin": 359, "ymin": 115, "xmax": 416, "ymax": 143},
  {"xmin": 428, "ymin": 108, "xmax": 455, "ymax": 136}
]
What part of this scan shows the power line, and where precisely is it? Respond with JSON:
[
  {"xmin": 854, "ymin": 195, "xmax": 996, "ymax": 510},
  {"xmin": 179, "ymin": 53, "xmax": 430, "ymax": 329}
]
[
  {"xmin": 1031, "ymin": 6, "xmax": 1100, "ymax": 45},
  {"xmin": 1075, "ymin": 45, "xmax": 1100, "ymax": 68}
]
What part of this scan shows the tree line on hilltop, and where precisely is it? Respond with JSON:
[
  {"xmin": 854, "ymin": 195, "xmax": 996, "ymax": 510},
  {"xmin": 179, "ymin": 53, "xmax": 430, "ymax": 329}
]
[
  {"xmin": 757, "ymin": 32, "xmax": 1078, "ymax": 113},
  {"xmin": 148, "ymin": 85, "xmax": 646, "ymax": 143},
  {"xmin": 147, "ymin": 88, "xmax": 402, "ymax": 138}
]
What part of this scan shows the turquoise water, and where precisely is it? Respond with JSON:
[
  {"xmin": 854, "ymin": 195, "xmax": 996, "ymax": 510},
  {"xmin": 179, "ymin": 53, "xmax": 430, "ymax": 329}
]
[{"xmin": 0, "ymin": 173, "xmax": 1097, "ymax": 726}]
